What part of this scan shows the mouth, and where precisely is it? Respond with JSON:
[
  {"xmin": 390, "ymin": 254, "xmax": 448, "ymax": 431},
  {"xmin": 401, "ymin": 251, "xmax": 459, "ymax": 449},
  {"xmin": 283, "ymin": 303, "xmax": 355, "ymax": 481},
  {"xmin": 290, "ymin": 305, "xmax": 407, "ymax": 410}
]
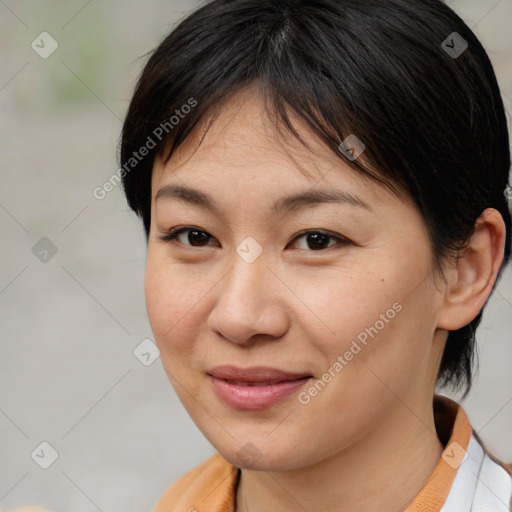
[
  {"xmin": 207, "ymin": 365, "xmax": 313, "ymax": 410},
  {"xmin": 208, "ymin": 365, "xmax": 312, "ymax": 381},
  {"xmin": 221, "ymin": 379, "xmax": 294, "ymax": 386}
]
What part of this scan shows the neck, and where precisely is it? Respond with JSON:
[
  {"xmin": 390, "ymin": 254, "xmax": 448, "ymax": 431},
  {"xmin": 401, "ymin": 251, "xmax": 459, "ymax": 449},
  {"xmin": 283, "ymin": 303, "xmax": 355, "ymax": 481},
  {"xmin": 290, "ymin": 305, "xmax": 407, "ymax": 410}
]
[{"xmin": 235, "ymin": 398, "xmax": 444, "ymax": 512}]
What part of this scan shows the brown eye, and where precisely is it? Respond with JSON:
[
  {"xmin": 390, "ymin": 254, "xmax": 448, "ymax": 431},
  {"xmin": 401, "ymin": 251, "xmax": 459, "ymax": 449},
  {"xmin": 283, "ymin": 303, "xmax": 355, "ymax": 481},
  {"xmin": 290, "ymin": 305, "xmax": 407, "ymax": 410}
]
[
  {"xmin": 290, "ymin": 230, "xmax": 350, "ymax": 251},
  {"xmin": 159, "ymin": 227, "xmax": 351, "ymax": 251},
  {"xmin": 159, "ymin": 227, "xmax": 218, "ymax": 247}
]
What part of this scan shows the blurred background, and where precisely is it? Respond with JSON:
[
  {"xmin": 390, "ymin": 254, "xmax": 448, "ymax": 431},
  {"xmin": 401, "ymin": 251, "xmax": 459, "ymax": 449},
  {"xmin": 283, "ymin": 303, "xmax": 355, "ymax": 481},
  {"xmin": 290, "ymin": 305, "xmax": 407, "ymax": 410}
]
[{"xmin": 0, "ymin": 1, "xmax": 511, "ymax": 511}]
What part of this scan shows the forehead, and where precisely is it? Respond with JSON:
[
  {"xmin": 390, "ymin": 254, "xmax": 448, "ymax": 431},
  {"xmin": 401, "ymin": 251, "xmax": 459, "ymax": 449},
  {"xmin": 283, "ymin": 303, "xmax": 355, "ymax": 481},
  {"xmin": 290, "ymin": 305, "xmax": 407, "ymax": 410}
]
[
  {"xmin": 149, "ymin": 88, "xmax": 417, "ymax": 225},
  {"xmin": 152, "ymin": 88, "xmax": 377, "ymax": 193}
]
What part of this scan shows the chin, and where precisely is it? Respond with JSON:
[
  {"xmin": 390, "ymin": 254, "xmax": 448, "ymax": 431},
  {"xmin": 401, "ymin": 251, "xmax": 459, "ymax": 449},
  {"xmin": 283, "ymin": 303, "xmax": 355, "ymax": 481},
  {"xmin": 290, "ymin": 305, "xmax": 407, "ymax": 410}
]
[{"xmin": 215, "ymin": 440, "xmax": 305, "ymax": 472}]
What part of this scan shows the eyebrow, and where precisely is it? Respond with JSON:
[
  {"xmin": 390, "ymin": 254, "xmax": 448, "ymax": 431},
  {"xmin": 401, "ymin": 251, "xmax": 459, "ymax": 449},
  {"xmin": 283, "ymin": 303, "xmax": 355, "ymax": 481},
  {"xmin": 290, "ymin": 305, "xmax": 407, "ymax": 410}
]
[{"xmin": 155, "ymin": 184, "xmax": 372, "ymax": 216}]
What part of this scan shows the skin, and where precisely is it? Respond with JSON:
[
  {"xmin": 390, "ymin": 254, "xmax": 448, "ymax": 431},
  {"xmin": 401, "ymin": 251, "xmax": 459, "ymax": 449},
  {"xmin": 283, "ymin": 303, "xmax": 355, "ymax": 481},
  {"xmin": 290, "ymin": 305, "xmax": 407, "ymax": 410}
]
[{"xmin": 145, "ymin": 86, "xmax": 506, "ymax": 512}]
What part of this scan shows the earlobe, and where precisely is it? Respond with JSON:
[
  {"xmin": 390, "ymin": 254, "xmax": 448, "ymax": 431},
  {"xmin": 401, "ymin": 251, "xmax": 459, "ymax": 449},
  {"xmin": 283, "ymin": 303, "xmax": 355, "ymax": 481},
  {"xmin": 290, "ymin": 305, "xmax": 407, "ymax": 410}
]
[{"xmin": 437, "ymin": 208, "xmax": 506, "ymax": 331}]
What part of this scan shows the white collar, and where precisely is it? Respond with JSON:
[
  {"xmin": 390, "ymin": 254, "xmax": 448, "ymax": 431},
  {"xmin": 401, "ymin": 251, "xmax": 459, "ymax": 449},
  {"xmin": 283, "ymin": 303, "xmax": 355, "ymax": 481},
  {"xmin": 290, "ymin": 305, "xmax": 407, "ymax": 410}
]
[{"xmin": 441, "ymin": 434, "xmax": 511, "ymax": 511}]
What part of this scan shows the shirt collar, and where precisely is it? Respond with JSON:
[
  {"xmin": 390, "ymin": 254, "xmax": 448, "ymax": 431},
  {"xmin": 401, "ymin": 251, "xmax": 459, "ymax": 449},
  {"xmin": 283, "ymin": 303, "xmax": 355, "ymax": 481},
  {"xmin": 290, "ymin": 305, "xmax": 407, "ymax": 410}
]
[
  {"xmin": 153, "ymin": 395, "xmax": 511, "ymax": 512},
  {"xmin": 404, "ymin": 394, "xmax": 473, "ymax": 511}
]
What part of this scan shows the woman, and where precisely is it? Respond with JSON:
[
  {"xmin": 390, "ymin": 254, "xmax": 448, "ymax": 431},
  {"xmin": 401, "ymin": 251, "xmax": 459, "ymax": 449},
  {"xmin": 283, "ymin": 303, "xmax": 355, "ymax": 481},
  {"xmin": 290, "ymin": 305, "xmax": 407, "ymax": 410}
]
[{"xmin": 120, "ymin": 0, "xmax": 512, "ymax": 510}]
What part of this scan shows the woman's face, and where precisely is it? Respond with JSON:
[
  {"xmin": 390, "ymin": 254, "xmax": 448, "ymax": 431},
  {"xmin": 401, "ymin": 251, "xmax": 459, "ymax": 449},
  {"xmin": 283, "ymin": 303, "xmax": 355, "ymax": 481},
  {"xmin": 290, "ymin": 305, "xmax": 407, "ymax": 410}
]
[{"xmin": 145, "ymin": 88, "xmax": 447, "ymax": 471}]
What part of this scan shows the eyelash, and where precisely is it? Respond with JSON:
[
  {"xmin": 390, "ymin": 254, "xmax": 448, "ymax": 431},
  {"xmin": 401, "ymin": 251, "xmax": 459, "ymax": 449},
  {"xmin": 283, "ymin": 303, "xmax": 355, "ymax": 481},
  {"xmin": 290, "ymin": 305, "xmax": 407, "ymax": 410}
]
[{"xmin": 158, "ymin": 226, "xmax": 351, "ymax": 251}]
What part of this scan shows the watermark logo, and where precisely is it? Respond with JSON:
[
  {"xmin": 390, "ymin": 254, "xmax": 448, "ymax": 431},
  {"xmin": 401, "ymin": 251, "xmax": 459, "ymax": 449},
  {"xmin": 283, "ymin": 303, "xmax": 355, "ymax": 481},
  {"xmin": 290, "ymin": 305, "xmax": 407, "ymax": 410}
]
[
  {"xmin": 31, "ymin": 32, "xmax": 58, "ymax": 59},
  {"xmin": 441, "ymin": 32, "xmax": 468, "ymax": 59},
  {"xmin": 442, "ymin": 441, "xmax": 467, "ymax": 469},
  {"xmin": 338, "ymin": 134, "xmax": 365, "ymax": 161},
  {"xmin": 236, "ymin": 236, "xmax": 263, "ymax": 264},
  {"xmin": 32, "ymin": 237, "xmax": 58, "ymax": 263},
  {"xmin": 133, "ymin": 338, "xmax": 160, "ymax": 366},
  {"xmin": 31, "ymin": 441, "xmax": 59, "ymax": 469},
  {"xmin": 237, "ymin": 442, "xmax": 263, "ymax": 466}
]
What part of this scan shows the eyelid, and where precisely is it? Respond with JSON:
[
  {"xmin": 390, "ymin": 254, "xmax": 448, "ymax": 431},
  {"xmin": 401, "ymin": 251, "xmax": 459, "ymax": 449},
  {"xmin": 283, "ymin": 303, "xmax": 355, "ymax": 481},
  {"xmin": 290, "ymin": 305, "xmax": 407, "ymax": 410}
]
[
  {"xmin": 158, "ymin": 226, "xmax": 352, "ymax": 250},
  {"xmin": 291, "ymin": 228, "xmax": 350, "ymax": 244},
  {"xmin": 158, "ymin": 226, "xmax": 219, "ymax": 246}
]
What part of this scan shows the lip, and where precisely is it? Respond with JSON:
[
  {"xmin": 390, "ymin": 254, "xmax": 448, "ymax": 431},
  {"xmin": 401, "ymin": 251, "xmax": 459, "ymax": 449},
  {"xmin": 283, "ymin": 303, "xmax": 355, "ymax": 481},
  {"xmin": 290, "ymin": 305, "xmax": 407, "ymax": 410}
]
[{"xmin": 207, "ymin": 366, "xmax": 313, "ymax": 410}]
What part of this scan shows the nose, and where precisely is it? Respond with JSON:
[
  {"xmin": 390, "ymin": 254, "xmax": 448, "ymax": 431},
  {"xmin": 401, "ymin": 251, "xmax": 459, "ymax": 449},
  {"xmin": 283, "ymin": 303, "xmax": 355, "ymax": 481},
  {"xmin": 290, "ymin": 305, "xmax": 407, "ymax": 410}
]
[{"xmin": 207, "ymin": 251, "xmax": 290, "ymax": 346}]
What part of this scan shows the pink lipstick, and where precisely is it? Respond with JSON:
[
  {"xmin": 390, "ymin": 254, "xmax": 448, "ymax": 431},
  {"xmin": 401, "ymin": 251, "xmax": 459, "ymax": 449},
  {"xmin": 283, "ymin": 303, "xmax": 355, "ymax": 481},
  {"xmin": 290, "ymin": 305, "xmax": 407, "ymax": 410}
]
[{"xmin": 208, "ymin": 366, "xmax": 312, "ymax": 410}]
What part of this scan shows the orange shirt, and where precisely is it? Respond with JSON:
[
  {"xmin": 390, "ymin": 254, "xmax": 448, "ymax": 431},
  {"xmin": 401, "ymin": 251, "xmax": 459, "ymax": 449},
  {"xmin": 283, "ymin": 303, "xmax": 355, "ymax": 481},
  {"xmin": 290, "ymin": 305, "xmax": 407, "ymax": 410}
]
[{"xmin": 153, "ymin": 395, "xmax": 512, "ymax": 511}]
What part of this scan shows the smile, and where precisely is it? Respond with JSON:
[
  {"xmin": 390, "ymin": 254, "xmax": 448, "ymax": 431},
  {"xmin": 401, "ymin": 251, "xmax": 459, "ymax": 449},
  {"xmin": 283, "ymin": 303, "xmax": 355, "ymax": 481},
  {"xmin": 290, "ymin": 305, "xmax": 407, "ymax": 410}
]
[{"xmin": 207, "ymin": 366, "xmax": 313, "ymax": 410}]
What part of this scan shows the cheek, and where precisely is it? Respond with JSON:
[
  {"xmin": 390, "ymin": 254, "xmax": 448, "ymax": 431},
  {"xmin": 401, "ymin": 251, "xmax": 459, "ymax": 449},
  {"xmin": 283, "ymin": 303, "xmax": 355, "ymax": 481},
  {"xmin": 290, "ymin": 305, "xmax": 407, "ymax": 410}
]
[
  {"xmin": 144, "ymin": 260, "xmax": 171, "ymax": 336},
  {"xmin": 144, "ymin": 249, "xmax": 214, "ymax": 369},
  {"xmin": 144, "ymin": 253, "xmax": 190, "ymax": 349},
  {"xmin": 291, "ymin": 266, "xmax": 402, "ymax": 354},
  {"xmin": 335, "ymin": 286, "xmax": 440, "ymax": 402},
  {"xmin": 297, "ymin": 259, "xmax": 438, "ymax": 384}
]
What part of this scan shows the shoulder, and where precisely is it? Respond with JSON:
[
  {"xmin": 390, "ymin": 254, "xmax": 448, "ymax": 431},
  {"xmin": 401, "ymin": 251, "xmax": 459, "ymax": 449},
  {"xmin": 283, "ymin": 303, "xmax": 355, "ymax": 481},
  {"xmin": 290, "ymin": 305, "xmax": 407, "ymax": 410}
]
[
  {"xmin": 431, "ymin": 395, "xmax": 512, "ymax": 510},
  {"xmin": 152, "ymin": 452, "xmax": 239, "ymax": 512},
  {"xmin": 473, "ymin": 429, "xmax": 512, "ymax": 475},
  {"xmin": 462, "ymin": 429, "xmax": 512, "ymax": 510}
]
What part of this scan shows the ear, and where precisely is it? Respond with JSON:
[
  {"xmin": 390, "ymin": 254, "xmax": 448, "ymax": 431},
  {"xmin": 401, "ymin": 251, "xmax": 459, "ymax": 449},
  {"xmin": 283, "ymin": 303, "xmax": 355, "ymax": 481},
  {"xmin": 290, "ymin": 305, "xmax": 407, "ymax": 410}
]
[{"xmin": 437, "ymin": 208, "xmax": 507, "ymax": 330}]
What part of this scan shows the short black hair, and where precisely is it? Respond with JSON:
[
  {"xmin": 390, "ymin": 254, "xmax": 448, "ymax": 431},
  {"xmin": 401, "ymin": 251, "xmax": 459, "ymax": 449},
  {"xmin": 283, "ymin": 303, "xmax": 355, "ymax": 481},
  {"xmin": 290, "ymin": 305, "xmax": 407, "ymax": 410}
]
[{"xmin": 119, "ymin": 0, "xmax": 511, "ymax": 397}]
